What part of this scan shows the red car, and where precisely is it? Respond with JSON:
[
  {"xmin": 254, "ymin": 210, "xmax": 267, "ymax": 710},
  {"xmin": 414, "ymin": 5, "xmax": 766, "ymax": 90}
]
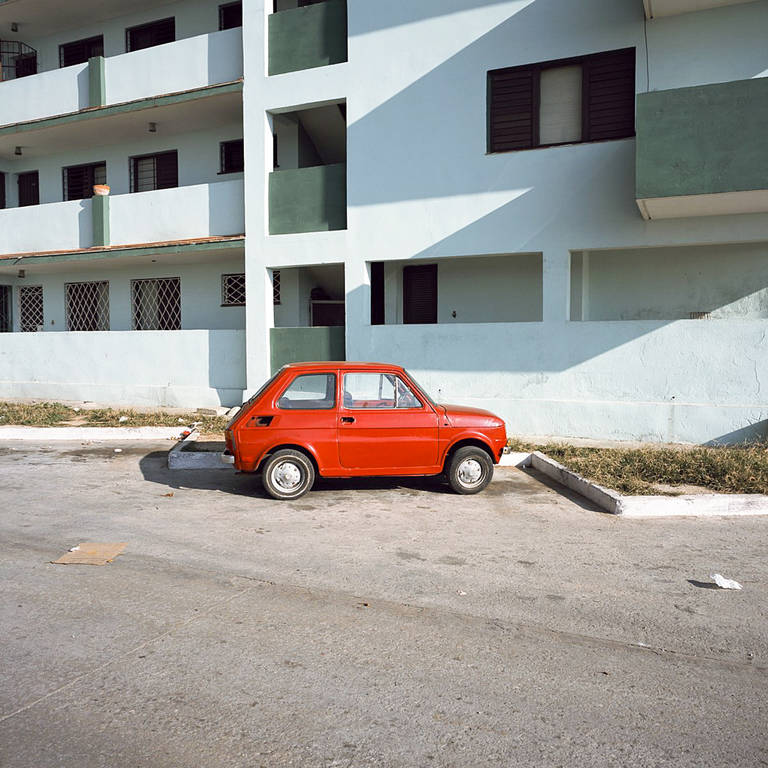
[{"xmin": 224, "ymin": 362, "xmax": 507, "ymax": 500}]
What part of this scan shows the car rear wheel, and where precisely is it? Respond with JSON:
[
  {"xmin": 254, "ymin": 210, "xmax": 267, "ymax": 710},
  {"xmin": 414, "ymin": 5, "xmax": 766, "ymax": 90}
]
[
  {"xmin": 447, "ymin": 446, "xmax": 493, "ymax": 495},
  {"xmin": 262, "ymin": 449, "xmax": 315, "ymax": 500}
]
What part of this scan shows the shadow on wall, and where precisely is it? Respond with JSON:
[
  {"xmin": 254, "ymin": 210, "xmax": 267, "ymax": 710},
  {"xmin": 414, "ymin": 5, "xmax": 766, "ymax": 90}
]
[
  {"xmin": 77, "ymin": 199, "xmax": 93, "ymax": 249},
  {"xmin": 76, "ymin": 65, "xmax": 90, "ymax": 110},
  {"xmin": 208, "ymin": 329, "xmax": 246, "ymax": 407},
  {"xmin": 705, "ymin": 420, "xmax": 768, "ymax": 447}
]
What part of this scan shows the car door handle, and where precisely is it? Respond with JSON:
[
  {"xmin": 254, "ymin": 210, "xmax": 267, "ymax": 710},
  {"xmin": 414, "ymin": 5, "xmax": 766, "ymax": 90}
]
[{"xmin": 340, "ymin": 416, "xmax": 355, "ymax": 424}]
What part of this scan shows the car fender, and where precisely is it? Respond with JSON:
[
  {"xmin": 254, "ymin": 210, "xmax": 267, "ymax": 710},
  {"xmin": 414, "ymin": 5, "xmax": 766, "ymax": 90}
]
[
  {"xmin": 441, "ymin": 432, "xmax": 497, "ymax": 465},
  {"xmin": 250, "ymin": 439, "xmax": 327, "ymax": 475}
]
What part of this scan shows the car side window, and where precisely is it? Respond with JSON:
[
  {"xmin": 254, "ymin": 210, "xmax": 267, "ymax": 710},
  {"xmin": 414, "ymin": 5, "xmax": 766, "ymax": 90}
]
[
  {"xmin": 277, "ymin": 373, "xmax": 336, "ymax": 410},
  {"xmin": 343, "ymin": 373, "xmax": 421, "ymax": 409}
]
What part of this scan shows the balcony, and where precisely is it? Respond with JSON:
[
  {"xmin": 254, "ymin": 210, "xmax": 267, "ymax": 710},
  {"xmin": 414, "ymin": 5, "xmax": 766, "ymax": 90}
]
[
  {"xmin": 268, "ymin": 0, "xmax": 347, "ymax": 76},
  {"xmin": 0, "ymin": 29, "xmax": 242, "ymax": 128},
  {"xmin": 635, "ymin": 78, "xmax": 768, "ymax": 220},
  {"xmin": 0, "ymin": 180, "xmax": 244, "ymax": 256},
  {"xmin": 643, "ymin": 0, "xmax": 758, "ymax": 18}
]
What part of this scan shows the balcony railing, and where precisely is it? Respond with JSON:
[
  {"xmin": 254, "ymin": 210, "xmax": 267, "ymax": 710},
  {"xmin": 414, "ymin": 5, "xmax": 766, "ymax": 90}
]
[
  {"xmin": 269, "ymin": 163, "xmax": 347, "ymax": 235},
  {"xmin": 0, "ymin": 28, "xmax": 242, "ymax": 127},
  {"xmin": 268, "ymin": 0, "xmax": 347, "ymax": 76},
  {"xmin": 0, "ymin": 180, "xmax": 244, "ymax": 256},
  {"xmin": 636, "ymin": 78, "xmax": 768, "ymax": 219}
]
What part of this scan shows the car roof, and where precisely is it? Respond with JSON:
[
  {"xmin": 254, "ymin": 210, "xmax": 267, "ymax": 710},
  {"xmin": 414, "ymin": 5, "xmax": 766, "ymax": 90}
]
[{"xmin": 281, "ymin": 361, "xmax": 406, "ymax": 373}]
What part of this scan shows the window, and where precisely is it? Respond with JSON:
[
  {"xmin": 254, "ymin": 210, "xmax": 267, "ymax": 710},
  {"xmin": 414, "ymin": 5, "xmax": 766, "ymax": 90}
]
[
  {"xmin": 17, "ymin": 171, "xmax": 39, "ymax": 207},
  {"xmin": 0, "ymin": 286, "xmax": 10, "ymax": 333},
  {"xmin": 221, "ymin": 273, "xmax": 245, "ymax": 307},
  {"xmin": 343, "ymin": 373, "xmax": 422, "ymax": 410},
  {"xmin": 63, "ymin": 162, "xmax": 106, "ymax": 201},
  {"xmin": 130, "ymin": 151, "xmax": 178, "ymax": 193},
  {"xmin": 219, "ymin": 2, "xmax": 242, "ymax": 30},
  {"xmin": 370, "ymin": 262, "xmax": 384, "ymax": 325},
  {"xmin": 272, "ymin": 270, "xmax": 281, "ymax": 305},
  {"xmin": 14, "ymin": 52, "xmax": 37, "ymax": 78},
  {"xmin": 0, "ymin": 171, "xmax": 5, "ymax": 210},
  {"xmin": 59, "ymin": 35, "xmax": 104, "ymax": 67},
  {"xmin": 403, "ymin": 264, "xmax": 437, "ymax": 324},
  {"xmin": 277, "ymin": 373, "xmax": 336, "ymax": 410},
  {"xmin": 220, "ymin": 139, "xmax": 244, "ymax": 174},
  {"xmin": 65, "ymin": 281, "xmax": 109, "ymax": 331},
  {"xmin": 19, "ymin": 286, "xmax": 43, "ymax": 332},
  {"xmin": 126, "ymin": 18, "xmax": 175, "ymax": 52},
  {"xmin": 488, "ymin": 48, "xmax": 635, "ymax": 153},
  {"xmin": 131, "ymin": 277, "xmax": 181, "ymax": 330}
]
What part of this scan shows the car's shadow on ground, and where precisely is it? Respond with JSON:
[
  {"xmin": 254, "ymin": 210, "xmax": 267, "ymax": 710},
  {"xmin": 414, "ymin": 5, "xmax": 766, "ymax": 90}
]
[{"xmin": 139, "ymin": 451, "xmax": 456, "ymax": 499}]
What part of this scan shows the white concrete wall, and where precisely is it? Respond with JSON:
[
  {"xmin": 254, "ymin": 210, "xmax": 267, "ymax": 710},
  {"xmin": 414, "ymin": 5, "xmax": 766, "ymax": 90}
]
[
  {"xmin": 0, "ymin": 122, "xmax": 242, "ymax": 207},
  {"xmin": 110, "ymin": 180, "xmax": 245, "ymax": 245},
  {"xmin": 24, "ymin": 0, "xmax": 231, "ymax": 74},
  {"xmin": 0, "ymin": 63, "xmax": 88, "ymax": 124},
  {"xmin": 0, "ymin": 199, "xmax": 93, "ymax": 254},
  {"xmin": 0, "ymin": 329, "xmax": 246, "ymax": 407},
  {"xmin": 105, "ymin": 28, "xmax": 243, "ymax": 105},
  {"xmin": 13, "ymin": 256, "xmax": 245, "ymax": 333}
]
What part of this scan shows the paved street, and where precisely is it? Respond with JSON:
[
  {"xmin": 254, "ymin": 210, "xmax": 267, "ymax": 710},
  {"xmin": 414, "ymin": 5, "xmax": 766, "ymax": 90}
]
[{"xmin": 1, "ymin": 440, "xmax": 767, "ymax": 767}]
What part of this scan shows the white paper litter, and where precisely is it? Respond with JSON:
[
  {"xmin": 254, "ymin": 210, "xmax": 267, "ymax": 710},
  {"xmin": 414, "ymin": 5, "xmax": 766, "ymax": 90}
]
[
  {"xmin": 68, "ymin": 546, "xmax": 80, "ymax": 552},
  {"xmin": 710, "ymin": 573, "xmax": 742, "ymax": 590},
  {"xmin": 118, "ymin": 416, "xmax": 129, "ymax": 423},
  {"xmin": 114, "ymin": 448, "xmax": 122, "ymax": 453}
]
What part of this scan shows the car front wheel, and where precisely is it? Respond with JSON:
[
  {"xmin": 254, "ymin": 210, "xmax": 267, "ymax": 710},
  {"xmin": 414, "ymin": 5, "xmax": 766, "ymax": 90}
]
[
  {"xmin": 261, "ymin": 449, "xmax": 315, "ymax": 500},
  {"xmin": 447, "ymin": 446, "xmax": 493, "ymax": 495}
]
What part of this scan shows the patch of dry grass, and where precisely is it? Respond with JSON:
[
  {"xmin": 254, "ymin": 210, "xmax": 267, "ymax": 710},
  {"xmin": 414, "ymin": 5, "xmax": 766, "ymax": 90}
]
[
  {"xmin": 507, "ymin": 438, "xmax": 768, "ymax": 495},
  {"xmin": 0, "ymin": 402, "xmax": 229, "ymax": 433}
]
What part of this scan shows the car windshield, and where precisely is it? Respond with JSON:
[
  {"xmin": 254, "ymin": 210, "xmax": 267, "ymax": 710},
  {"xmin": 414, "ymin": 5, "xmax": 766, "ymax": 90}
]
[{"xmin": 404, "ymin": 370, "xmax": 437, "ymax": 407}]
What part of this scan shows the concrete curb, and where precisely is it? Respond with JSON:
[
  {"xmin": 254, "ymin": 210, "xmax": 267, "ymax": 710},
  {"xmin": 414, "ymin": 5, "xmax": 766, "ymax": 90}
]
[
  {"xmin": 168, "ymin": 431, "xmax": 231, "ymax": 470},
  {"xmin": 500, "ymin": 450, "xmax": 768, "ymax": 518},
  {"xmin": 0, "ymin": 426, "xmax": 189, "ymax": 441}
]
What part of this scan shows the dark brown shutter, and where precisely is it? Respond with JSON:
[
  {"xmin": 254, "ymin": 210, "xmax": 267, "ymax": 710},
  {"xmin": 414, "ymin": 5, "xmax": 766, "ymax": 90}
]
[
  {"xmin": 59, "ymin": 36, "xmax": 103, "ymax": 67},
  {"xmin": 219, "ymin": 2, "xmax": 242, "ymax": 30},
  {"xmin": 488, "ymin": 67, "xmax": 537, "ymax": 152},
  {"xmin": 0, "ymin": 172, "xmax": 6, "ymax": 210},
  {"xmin": 18, "ymin": 171, "xmax": 39, "ymax": 207},
  {"xmin": 0, "ymin": 286, "xmax": 10, "ymax": 333},
  {"xmin": 15, "ymin": 52, "xmax": 37, "ymax": 78},
  {"xmin": 63, "ymin": 163, "xmax": 105, "ymax": 201},
  {"xmin": 583, "ymin": 49, "xmax": 635, "ymax": 142},
  {"xmin": 370, "ymin": 262, "xmax": 384, "ymax": 325},
  {"xmin": 403, "ymin": 264, "xmax": 437, "ymax": 325},
  {"xmin": 221, "ymin": 140, "xmax": 244, "ymax": 173},
  {"xmin": 127, "ymin": 18, "xmax": 175, "ymax": 52},
  {"xmin": 155, "ymin": 151, "xmax": 178, "ymax": 189}
]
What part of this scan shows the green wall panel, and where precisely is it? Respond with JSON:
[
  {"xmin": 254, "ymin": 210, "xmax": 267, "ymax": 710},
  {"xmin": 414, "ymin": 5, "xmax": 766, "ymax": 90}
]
[
  {"xmin": 636, "ymin": 78, "xmax": 768, "ymax": 200},
  {"xmin": 91, "ymin": 194, "xmax": 110, "ymax": 247},
  {"xmin": 88, "ymin": 56, "xmax": 106, "ymax": 108},
  {"xmin": 270, "ymin": 326, "xmax": 346, "ymax": 374},
  {"xmin": 268, "ymin": 0, "xmax": 347, "ymax": 76},
  {"xmin": 269, "ymin": 162, "xmax": 347, "ymax": 235}
]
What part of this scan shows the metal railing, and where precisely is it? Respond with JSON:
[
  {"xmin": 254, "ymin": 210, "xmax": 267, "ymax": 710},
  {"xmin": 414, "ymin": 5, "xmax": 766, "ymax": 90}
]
[{"xmin": 0, "ymin": 40, "xmax": 37, "ymax": 81}]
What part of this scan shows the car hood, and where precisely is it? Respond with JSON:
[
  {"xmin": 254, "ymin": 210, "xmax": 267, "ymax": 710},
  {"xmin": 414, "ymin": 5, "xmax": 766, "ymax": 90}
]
[{"xmin": 439, "ymin": 404, "xmax": 505, "ymax": 428}]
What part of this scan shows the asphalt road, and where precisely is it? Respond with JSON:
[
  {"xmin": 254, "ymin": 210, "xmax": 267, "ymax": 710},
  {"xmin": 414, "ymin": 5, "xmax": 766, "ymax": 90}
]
[{"xmin": 0, "ymin": 440, "xmax": 766, "ymax": 767}]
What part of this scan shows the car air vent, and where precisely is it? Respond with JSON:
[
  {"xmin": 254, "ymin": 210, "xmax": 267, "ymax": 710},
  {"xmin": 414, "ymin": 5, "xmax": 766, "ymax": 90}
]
[{"xmin": 249, "ymin": 415, "xmax": 274, "ymax": 427}]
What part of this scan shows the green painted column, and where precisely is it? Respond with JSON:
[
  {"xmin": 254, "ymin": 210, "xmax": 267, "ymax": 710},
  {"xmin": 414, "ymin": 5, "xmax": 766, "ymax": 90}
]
[
  {"xmin": 88, "ymin": 56, "xmax": 106, "ymax": 108},
  {"xmin": 92, "ymin": 194, "xmax": 110, "ymax": 247}
]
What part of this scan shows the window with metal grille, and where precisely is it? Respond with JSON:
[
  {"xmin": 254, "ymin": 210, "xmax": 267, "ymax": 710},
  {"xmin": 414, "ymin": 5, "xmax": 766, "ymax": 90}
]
[
  {"xmin": 272, "ymin": 270, "xmax": 281, "ymax": 305},
  {"xmin": 63, "ymin": 162, "xmax": 106, "ymax": 201},
  {"xmin": 1, "ymin": 40, "xmax": 37, "ymax": 81},
  {"xmin": 65, "ymin": 281, "xmax": 109, "ymax": 331},
  {"xmin": 130, "ymin": 151, "xmax": 178, "ymax": 193},
  {"xmin": 17, "ymin": 171, "xmax": 39, "ymax": 207},
  {"xmin": 131, "ymin": 277, "xmax": 181, "ymax": 330},
  {"xmin": 220, "ymin": 139, "xmax": 244, "ymax": 174},
  {"xmin": 219, "ymin": 2, "xmax": 242, "ymax": 30},
  {"xmin": 488, "ymin": 48, "xmax": 635, "ymax": 153},
  {"xmin": 19, "ymin": 285, "xmax": 43, "ymax": 332},
  {"xmin": 403, "ymin": 264, "xmax": 437, "ymax": 324},
  {"xmin": 126, "ymin": 18, "xmax": 175, "ymax": 52},
  {"xmin": 59, "ymin": 35, "xmax": 104, "ymax": 67},
  {"xmin": 221, "ymin": 273, "xmax": 245, "ymax": 307},
  {"xmin": 0, "ymin": 285, "xmax": 10, "ymax": 333}
]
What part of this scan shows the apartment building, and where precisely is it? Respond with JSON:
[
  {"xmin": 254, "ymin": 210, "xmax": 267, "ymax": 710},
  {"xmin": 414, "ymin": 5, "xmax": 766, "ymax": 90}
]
[{"xmin": 0, "ymin": 0, "xmax": 766, "ymax": 444}]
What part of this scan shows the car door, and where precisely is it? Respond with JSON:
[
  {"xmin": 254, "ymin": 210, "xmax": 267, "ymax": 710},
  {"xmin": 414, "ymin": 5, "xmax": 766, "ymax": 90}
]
[{"xmin": 337, "ymin": 371, "xmax": 439, "ymax": 472}]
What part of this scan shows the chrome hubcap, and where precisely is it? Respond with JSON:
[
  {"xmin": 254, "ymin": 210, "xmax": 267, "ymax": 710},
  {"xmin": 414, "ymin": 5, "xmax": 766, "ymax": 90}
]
[
  {"xmin": 457, "ymin": 458, "xmax": 483, "ymax": 486},
  {"xmin": 272, "ymin": 461, "xmax": 302, "ymax": 491}
]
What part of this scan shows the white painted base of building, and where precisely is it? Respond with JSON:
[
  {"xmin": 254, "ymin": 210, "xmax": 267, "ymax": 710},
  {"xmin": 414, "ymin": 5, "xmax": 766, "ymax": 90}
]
[{"xmin": 500, "ymin": 451, "xmax": 768, "ymax": 518}]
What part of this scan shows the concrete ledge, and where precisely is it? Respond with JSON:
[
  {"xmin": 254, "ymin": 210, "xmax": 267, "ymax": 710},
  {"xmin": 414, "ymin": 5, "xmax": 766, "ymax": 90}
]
[
  {"xmin": 500, "ymin": 450, "xmax": 768, "ymax": 518},
  {"xmin": 168, "ymin": 432, "xmax": 231, "ymax": 470},
  {"xmin": 0, "ymin": 426, "xmax": 187, "ymax": 441}
]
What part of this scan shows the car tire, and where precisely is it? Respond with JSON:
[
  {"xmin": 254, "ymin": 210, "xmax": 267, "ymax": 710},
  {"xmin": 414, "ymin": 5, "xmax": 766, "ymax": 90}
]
[
  {"xmin": 447, "ymin": 446, "xmax": 493, "ymax": 495},
  {"xmin": 261, "ymin": 449, "xmax": 315, "ymax": 500}
]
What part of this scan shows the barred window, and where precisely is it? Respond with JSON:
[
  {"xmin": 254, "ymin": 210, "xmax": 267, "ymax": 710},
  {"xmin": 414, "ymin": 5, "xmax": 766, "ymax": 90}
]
[
  {"xmin": 130, "ymin": 151, "xmax": 178, "ymax": 193},
  {"xmin": 0, "ymin": 285, "xmax": 10, "ymax": 333},
  {"xmin": 131, "ymin": 277, "xmax": 181, "ymax": 330},
  {"xmin": 66, "ymin": 281, "xmax": 109, "ymax": 331},
  {"xmin": 63, "ymin": 161, "xmax": 106, "ymax": 201},
  {"xmin": 19, "ymin": 285, "xmax": 43, "ymax": 332},
  {"xmin": 273, "ymin": 270, "xmax": 281, "ymax": 305},
  {"xmin": 220, "ymin": 139, "xmax": 244, "ymax": 174},
  {"xmin": 221, "ymin": 273, "xmax": 245, "ymax": 307}
]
